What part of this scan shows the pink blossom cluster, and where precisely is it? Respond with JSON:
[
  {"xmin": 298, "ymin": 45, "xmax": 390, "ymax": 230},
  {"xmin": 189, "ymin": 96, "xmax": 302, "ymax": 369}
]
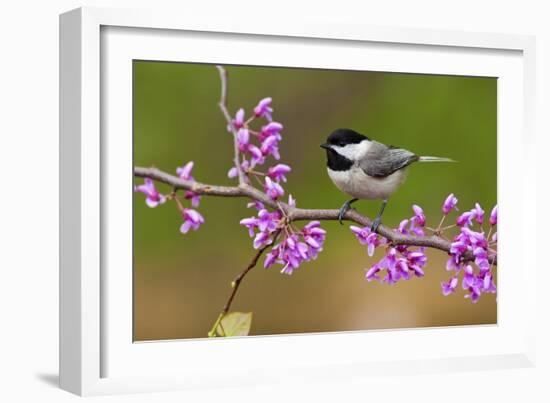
[
  {"xmin": 228, "ymin": 98, "xmax": 289, "ymax": 199},
  {"xmin": 352, "ymin": 205, "xmax": 429, "ymax": 285},
  {"xmin": 134, "ymin": 161, "xmax": 205, "ymax": 234},
  {"xmin": 350, "ymin": 194, "xmax": 497, "ymax": 303},
  {"xmin": 443, "ymin": 202, "xmax": 497, "ymax": 302},
  {"xmin": 234, "ymin": 98, "xmax": 327, "ymax": 275},
  {"xmin": 240, "ymin": 196, "xmax": 326, "ymax": 275}
]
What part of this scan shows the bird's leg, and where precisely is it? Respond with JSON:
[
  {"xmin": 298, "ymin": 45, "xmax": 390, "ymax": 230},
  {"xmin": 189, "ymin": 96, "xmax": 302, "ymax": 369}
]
[
  {"xmin": 338, "ymin": 198, "xmax": 358, "ymax": 225},
  {"xmin": 371, "ymin": 199, "xmax": 388, "ymax": 232}
]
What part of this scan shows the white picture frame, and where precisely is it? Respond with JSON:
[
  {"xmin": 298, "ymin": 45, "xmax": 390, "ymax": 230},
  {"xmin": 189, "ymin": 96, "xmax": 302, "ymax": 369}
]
[{"xmin": 60, "ymin": 6, "xmax": 537, "ymax": 396}]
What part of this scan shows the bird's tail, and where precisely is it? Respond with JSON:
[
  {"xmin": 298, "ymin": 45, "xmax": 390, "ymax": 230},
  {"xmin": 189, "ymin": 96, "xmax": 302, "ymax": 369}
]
[{"xmin": 418, "ymin": 156, "xmax": 457, "ymax": 163}]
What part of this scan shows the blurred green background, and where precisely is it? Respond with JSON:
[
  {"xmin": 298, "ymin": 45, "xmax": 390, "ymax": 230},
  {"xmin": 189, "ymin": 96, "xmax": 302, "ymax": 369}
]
[{"xmin": 133, "ymin": 61, "xmax": 497, "ymax": 341}]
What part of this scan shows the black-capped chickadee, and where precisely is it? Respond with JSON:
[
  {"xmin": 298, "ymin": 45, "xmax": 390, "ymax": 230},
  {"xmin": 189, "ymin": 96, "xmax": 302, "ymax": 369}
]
[{"xmin": 320, "ymin": 128, "xmax": 455, "ymax": 231}]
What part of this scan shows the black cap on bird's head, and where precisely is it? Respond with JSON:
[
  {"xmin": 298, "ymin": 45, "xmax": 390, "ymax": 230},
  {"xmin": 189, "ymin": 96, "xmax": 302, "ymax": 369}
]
[{"xmin": 320, "ymin": 128, "xmax": 369, "ymax": 149}]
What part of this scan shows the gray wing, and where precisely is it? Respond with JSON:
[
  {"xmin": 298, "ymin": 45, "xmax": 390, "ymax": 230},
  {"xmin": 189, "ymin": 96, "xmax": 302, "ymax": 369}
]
[{"xmin": 359, "ymin": 142, "xmax": 419, "ymax": 178}]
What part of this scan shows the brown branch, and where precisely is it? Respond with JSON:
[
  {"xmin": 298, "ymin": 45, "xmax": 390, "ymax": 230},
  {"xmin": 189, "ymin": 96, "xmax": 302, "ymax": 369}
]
[{"xmin": 134, "ymin": 166, "xmax": 497, "ymax": 266}]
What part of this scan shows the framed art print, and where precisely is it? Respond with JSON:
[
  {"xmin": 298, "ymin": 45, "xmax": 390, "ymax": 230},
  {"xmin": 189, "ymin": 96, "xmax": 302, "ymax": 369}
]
[
  {"xmin": 131, "ymin": 61, "xmax": 501, "ymax": 341},
  {"xmin": 60, "ymin": 7, "xmax": 536, "ymax": 396}
]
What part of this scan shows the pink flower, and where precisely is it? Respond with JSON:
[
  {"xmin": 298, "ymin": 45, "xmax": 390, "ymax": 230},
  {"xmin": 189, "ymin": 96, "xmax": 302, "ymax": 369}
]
[
  {"xmin": 264, "ymin": 248, "xmax": 279, "ymax": 268},
  {"xmin": 247, "ymin": 144, "xmax": 265, "ymax": 166},
  {"xmin": 180, "ymin": 208, "xmax": 204, "ymax": 233},
  {"xmin": 257, "ymin": 209, "xmax": 280, "ymax": 232},
  {"xmin": 450, "ymin": 240, "xmax": 468, "ymax": 258},
  {"xmin": 253, "ymin": 97, "xmax": 273, "ymax": 121},
  {"xmin": 227, "ymin": 167, "xmax": 238, "ymax": 178},
  {"xmin": 237, "ymin": 128, "xmax": 250, "ymax": 151},
  {"xmin": 442, "ymin": 193, "xmax": 458, "ymax": 215},
  {"xmin": 287, "ymin": 194, "xmax": 296, "ymax": 208},
  {"xmin": 302, "ymin": 221, "xmax": 326, "ymax": 259},
  {"xmin": 264, "ymin": 176, "xmax": 284, "ymax": 199},
  {"xmin": 260, "ymin": 135, "xmax": 281, "ymax": 160},
  {"xmin": 406, "ymin": 251, "xmax": 427, "ymax": 277},
  {"xmin": 184, "ymin": 192, "xmax": 201, "ymax": 208},
  {"xmin": 446, "ymin": 257, "xmax": 461, "ymax": 272},
  {"xmin": 441, "ymin": 277, "xmax": 458, "ymax": 296},
  {"xmin": 240, "ymin": 217, "xmax": 259, "ymax": 237},
  {"xmin": 397, "ymin": 219, "xmax": 409, "ymax": 234},
  {"xmin": 462, "ymin": 264, "xmax": 476, "ymax": 289},
  {"xmin": 135, "ymin": 178, "xmax": 166, "ymax": 208},
  {"xmin": 460, "ymin": 264, "xmax": 484, "ymax": 302},
  {"xmin": 482, "ymin": 273, "xmax": 497, "ymax": 293},
  {"xmin": 280, "ymin": 251, "xmax": 301, "ymax": 275},
  {"xmin": 365, "ymin": 264, "xmax": 382, "ymax": 282},
  {"xmin": 473, "ymin": 247, "xmax": 490, "ymax": 272},
  {"xmin": 457, "ymin": 211, "xmax": 474, "ymax": 227},
  {"xmin": 471, "ymin": 203, "xmax": 485, "ymax": 224},
  {"xmin": 489, "ymin": 205, "xmax": 498, "ymax": 226},
  {"xmin": 176, "ymin": 161, "xmax": 201, "ymax": 207},
  {"xmin": 247, "ymin": 200, "xmax": 265, "ymax": 211},
  {"xmin": 176, "ymin": 161, "xmax": 194, "ymax": 180},
  {"xmin": 350, "ymin": 226, "xmax": 380, "ymax": 256},
  {"xmin": 267, "ymin": 164, "xmax": 291, "ymax": 182},
  {"xmin": 253, "ymin": 231, "xmax": 273, "ymax": 249},
  {"xmin": 260, "ymin": 122, "xmax": 283, "ymax": 140},
  {"xmin": 465, "ymin": 288, "xmax": 481, "ymax": 303},
  {"xmin": 412, "ymin": 205, "xmax": 426, "ymax": 227},
  {"xmin": 232, "ymin": 108, "xmax": 245, "ymax": 129}
]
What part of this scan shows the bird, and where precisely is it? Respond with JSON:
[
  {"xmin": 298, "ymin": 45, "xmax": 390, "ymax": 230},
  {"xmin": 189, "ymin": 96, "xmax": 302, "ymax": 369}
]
[{"xmin": 320, "ymin": 128, "xmax": 455, "ymax": 232}]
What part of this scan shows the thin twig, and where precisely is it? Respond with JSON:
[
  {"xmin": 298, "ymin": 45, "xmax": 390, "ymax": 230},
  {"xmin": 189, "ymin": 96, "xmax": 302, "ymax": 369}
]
[
  {"xmin": 216, "ymin": 65, "xmax": 246, "ymax": 184},
  {"xmin": 208, "ymin": 229, "xmax": 282, "ymax": 337},
  {"xmin": 225, "ymin": 229, "xmax": 282, "ymax": 313}
]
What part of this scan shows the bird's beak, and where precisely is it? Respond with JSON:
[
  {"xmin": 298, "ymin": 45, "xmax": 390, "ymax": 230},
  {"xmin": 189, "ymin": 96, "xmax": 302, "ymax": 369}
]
[{"xmin": 320, "ymin": 143, "xmax": 331, "ymax": 150}]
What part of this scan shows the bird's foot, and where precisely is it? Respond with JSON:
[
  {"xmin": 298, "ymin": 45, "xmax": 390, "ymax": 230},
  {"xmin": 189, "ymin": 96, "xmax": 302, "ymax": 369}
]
[
  {"xmin": 370, "ymin": 217, "xmax": 382, "ymax": 233},
  {"xmin": 370, "ymin": 199, "xmax": 388, "ymax": 233},
  {"xmin": 338, "ymin": 199, "xmax": 358, "ymax": 225}
]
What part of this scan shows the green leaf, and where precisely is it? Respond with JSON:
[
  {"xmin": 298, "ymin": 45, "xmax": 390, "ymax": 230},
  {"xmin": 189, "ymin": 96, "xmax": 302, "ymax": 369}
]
[{"xmin": 216, "ymin": 312, "xmax": 252, "ymax": 337}]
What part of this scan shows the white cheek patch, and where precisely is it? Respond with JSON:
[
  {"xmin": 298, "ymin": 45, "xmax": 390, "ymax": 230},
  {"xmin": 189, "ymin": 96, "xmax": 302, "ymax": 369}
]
[{"xmin": 332, "ymin": 140, "xmax": 371, "ymax": 161}]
